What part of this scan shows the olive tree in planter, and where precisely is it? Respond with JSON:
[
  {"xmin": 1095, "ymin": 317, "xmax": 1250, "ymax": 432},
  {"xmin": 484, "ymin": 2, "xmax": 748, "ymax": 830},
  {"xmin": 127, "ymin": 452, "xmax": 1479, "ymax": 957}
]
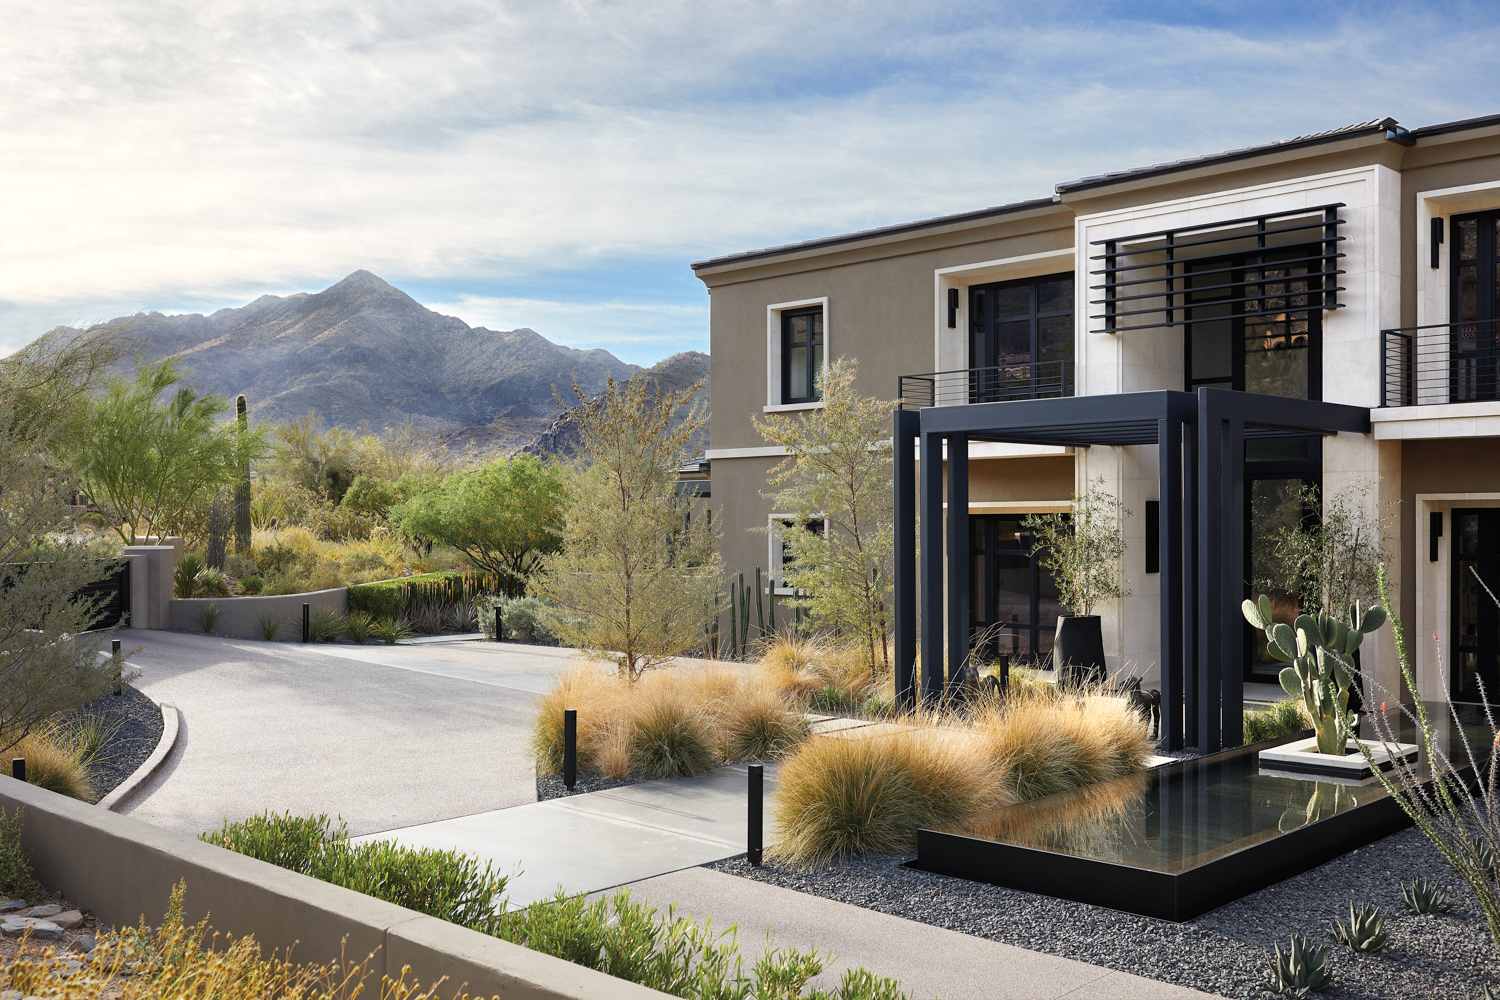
[{"xmin": 1023, "ymin": 478, "xmax": 1130, "ymax": 685}]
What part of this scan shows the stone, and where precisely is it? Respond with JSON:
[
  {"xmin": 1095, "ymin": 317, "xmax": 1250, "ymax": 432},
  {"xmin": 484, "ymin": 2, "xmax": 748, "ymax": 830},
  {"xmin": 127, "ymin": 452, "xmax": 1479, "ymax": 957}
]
[
  {"xmin": 72, "ymin": 934, "xmax": 97, "ymax": 954},
  {"xmin": 0, "ymin": 917, "xmax": 63, "ymax": 939},
  {"xmin": 26, "ymin": 903, "xmax": 61, "ymax": 918},
  {"xmin": 51, "ymin": 909, "xmax": 83, "ymax": 930},
  {"xmin": 0, "ymin": 899, "xmax": 24, "ymax": 913}
]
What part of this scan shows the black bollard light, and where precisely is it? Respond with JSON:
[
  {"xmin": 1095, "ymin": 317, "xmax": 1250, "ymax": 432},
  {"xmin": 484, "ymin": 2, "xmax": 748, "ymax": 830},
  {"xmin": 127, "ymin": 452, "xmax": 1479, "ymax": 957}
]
[
  {"xmin": 302, "ymin": 603, "xmax": 311, "ymax": 643},
  {"xmin": 563, "ymin": 709, "xmax": 577, "ymax": 790},
  {"xmin": 748, "ymin": 762, "xmax": 764, "ymax": 866},
  {"xmin": 494, "ymin": 606, "xmax": 503, "ymax": 642},
  {"xmin": 112, "ymin": 638, "xmax": 123, "ymax": 696},
  {"xmin": 11, "ymin": 758, "xmax": 24, "ymax": 783}
]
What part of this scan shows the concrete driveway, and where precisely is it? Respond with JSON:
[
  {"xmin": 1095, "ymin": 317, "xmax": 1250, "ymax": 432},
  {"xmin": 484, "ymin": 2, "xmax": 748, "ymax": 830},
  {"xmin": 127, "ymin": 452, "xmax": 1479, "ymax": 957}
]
[{"xmin": 118, "ymin": 631, "xmax": 584, "ymax": 838}]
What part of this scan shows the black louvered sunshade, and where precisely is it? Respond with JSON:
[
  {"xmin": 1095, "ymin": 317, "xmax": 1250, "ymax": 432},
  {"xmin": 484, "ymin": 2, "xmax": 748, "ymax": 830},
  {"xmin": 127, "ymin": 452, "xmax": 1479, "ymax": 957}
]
[{"xmin": 1089, "ymin": 204, "xmax": 1345, "ymax": 335}]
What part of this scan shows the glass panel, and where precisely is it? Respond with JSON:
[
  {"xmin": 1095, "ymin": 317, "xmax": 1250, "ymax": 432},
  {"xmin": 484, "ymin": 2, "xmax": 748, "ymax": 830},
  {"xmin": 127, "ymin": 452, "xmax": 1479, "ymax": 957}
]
[
  {"xmin": 1036, "ymin": 560, "xmax": 1060, "ymax": 656},
  {"xmin": 993, "ymin": 285, "xmax": 1031, "ymax": 318},
  {"xmin": 996, "ymin": 320, "xmax": 1030, "ymax": 365},
  {"xmin": 995, "ymin": 557, "xmax": 1030, "ymax": 627},
  {"xmin": 810, "ymin": 311, "xmax": 823, "ymax": 342},
  {"xmin": 1458, "ymin": 559, "xmax": 1480, "ymax": 646},
  {"xmin": 1190, "ymin": 310, "xmax": 1233, "ymax": 381},
  {"xmin": 972, "ymin": 554, "xmax": 987, "ymax": 622},
  {"xmin": 1460, "ymin": 512, "xmax": 1479, "ymax": 558},
  {"xmin": 788, "ymin": 346, "xmax": 809, "ymax": 399},
  {"xmin": 1245, "ymin": 437, "xmax": 1310, "ymax": 461},
  {"xmin": 1244, "ymin": 317, "xmax": 1310, "ymax": 398},
  {"xmin": 1248, "ymin": 478, "xmax": 1305, "ymax": 676},
  {"xmin": 1460, "ymin": 265, "xmax": 1478, "ymax": 323},
  {"xmin": 1459, "ymin": 218, "xmax": 1478, "ymax": 260},
  {"xmin": 809, "ymin": 343, "xmax": 823, "ymax": 397},
  {"xmin": 1037, "ymin": 278, "xmax": 1073, "ymax": 314},
  {"xmin": 1038, "ymin": 315, "xmax": 1072, "ymax": 365},
  {"xmin": 787, "ymin": 314, "xmax": 808, "ymax": 346}
]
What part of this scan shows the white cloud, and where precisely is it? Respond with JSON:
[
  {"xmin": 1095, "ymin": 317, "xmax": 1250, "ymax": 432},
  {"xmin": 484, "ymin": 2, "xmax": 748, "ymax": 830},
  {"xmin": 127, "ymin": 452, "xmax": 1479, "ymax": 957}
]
[{"xmin": 0, "ymin": 1, "xmax": 1496, "ymax": 356}]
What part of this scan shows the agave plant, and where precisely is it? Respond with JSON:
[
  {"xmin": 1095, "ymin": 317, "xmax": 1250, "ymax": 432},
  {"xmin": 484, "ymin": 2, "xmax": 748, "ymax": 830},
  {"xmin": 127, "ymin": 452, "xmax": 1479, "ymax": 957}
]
[
  {"xmin": 256, "ymin": 613, "xmax": 283, "ymax": 642},
  {"xmin": 1331, "ymin": 902, "xmax": 1388, "ymax": 953},
  {"xmin": 1267, "ymin": 935, "xmax": 1333, "ymax": 997},
  {"xmin": 1400, "ymin": 876, "xmax": 1453, "ymax": 914},
  {"xmin": 373, "ymin": 616, "xmax": 416, "ymax": 645},
  {"xmin": 306, "ymin": 607, "xmax": 345, "ymax": 643}
]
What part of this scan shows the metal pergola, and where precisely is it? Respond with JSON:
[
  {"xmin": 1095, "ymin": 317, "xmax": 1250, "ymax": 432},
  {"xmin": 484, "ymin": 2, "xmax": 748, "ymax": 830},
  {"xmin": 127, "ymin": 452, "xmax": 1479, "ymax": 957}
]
[{"xmin": 892, "ymin": 387, "xmax": 1369, "ymax": 752}]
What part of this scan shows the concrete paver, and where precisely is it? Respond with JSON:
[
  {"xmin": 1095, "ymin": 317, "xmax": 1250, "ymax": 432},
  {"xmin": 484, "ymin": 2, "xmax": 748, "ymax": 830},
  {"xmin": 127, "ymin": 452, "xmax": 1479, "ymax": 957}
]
[{"xmin": 615, "ymin": 867, "xmax": 1217, "ymax": 1000}]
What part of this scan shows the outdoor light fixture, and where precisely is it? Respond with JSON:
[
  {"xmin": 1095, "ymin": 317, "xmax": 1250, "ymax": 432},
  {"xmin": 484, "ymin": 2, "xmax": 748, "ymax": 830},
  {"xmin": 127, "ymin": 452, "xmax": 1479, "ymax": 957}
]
[
  {"xmin": 1431, "ymin": 510, "xmax": 1442, "ymax": 562},
  {"xmin": 947, "ymin": 287, "xmax": 959, "ymax": 328},
  {"xmin": 1431, "ymin": 217, "xmax": 1444, "ymax": 269}
]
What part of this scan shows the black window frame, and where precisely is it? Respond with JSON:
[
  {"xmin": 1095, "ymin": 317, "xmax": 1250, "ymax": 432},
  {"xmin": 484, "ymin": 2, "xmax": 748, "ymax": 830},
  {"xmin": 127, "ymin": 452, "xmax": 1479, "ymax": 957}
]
[
  {"xmin": 780, "ymin": 306, "xmax": 825, "ymax": 405},
  {"xmin": 967, "ymin": 272, "xmax": 1075, "ymax": 401}
]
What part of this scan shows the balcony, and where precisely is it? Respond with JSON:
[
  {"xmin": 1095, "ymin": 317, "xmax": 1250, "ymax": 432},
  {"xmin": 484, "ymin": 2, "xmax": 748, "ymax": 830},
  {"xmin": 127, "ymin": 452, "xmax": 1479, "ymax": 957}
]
[
  {"xmin": 898, "ymin": 361, "xmax": 1073, "ymax": 410},
  {"xmin": 1381, "ymin": 320, "xmax": 1500, "ymax": 407}
]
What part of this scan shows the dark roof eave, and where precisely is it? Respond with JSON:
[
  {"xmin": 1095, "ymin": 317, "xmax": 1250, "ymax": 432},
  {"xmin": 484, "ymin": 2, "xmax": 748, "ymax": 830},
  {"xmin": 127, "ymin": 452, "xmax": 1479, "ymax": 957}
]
[
  {"xmin": 1054, "ymin": 119, "xmax": 1400, "ymax": 195},
  {"xmin": 1409, "ymin": 112, "xmax": 1500, "ymax": 139},
  {"xmin": 690, "ymin": 197, "xmax": 1059, "ymax": 271}
]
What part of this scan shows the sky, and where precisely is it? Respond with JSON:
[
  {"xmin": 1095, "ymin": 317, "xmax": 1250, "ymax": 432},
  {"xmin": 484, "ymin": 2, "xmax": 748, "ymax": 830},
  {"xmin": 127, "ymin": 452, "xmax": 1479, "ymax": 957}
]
[{"xmin": 3, "ymin": 1, "xmax": 1500, "ymax": 365}]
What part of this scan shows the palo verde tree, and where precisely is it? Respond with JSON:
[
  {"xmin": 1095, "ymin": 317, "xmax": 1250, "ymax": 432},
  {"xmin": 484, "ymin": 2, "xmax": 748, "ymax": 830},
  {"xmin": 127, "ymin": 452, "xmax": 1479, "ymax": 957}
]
[
  {"xmin": 72, "ymin": 358, "xmax": 268, "ymax": 544},
  {"xmin": 753, "ymin": 357, "xmax": 897, "ymax": 676},
  {"xmin": 1, "ymin": 327, "xmax": 134, "ymax": 750},
  {"xmin": 533, "ymin": 374, "xmax": 721, "ymax": 682},
  {"xmin": 389, "ymin": 455, "xmax": 565, "ymax": 595}
]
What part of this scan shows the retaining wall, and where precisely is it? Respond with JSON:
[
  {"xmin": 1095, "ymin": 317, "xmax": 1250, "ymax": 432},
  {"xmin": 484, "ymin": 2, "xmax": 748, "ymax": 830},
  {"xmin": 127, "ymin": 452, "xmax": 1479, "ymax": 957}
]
[
  {"xmin": 168, "ymin": 588, "xmax": 348, "ymax": 639},
  {"xmin": 0, "ymin": 777, "xmax": 669, "ymax": 1000}
]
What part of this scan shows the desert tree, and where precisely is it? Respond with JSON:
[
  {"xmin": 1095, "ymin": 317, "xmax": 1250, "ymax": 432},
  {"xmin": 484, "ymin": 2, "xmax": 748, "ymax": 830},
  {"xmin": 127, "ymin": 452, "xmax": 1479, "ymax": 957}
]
[
  {"xmin": 389, "ymin": 455, "xmax": 565, "ymax": 594},
  {"xmin": 1, "ymin": 327, "xmax": 133, "ymax": 750},
  {"xmin": 72, "ymin": 358, "xmax": 268, "ymax": 544},
  {"xmin": 753, "ymin": 358, "xmax": 897, "ymax": 676},
  {"xmin": 1022, "ymin": 477, "xmax": 1131, "ymax": 618},
  {"xmin": 533, "ymin": 374, "xmax": 720, "ymax": 681}
]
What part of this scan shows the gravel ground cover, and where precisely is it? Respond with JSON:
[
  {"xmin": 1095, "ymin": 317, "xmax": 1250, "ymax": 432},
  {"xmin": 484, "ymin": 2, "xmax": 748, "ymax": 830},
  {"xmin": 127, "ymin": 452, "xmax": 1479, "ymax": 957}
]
[
  {"xmin": 534, "ymin": 772, "xmax": 642, "ymax": 801},
  {"xmin": 708, "ymin": 826, "xmax": 1499, "ymax": 999},
  {"xmin": 54, "ymin": 685, "xmax": 164, "ymax": 800}
]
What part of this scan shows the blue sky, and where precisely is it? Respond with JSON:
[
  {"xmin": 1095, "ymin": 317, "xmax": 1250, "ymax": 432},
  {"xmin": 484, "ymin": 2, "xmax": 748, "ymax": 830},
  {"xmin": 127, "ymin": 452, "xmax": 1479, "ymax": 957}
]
[{"xmin": 3, "ymin": 1, "xmax": 1499, "ymax": 365}]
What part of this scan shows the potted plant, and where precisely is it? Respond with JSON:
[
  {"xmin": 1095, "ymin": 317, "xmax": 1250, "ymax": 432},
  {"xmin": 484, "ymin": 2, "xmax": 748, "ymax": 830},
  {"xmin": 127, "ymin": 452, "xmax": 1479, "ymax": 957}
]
[{"xmin": 1023, "ymin": 478, "xmax": 1130, "ymax": 687}]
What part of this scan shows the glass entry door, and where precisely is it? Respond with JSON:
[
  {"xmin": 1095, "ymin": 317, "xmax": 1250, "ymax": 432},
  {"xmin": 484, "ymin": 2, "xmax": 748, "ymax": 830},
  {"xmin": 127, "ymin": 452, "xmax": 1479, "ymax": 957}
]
[
  {"xmin": 1450, "ymin": 211, "xmax": 1500, "ymax": 403},
  {"xmin": 969, "ymin": 515, "xmax": 1061, "ymax": 665},
  {"xmin": 1452, "ymin": 509, "xmax": 1500, "ymax": 703}
]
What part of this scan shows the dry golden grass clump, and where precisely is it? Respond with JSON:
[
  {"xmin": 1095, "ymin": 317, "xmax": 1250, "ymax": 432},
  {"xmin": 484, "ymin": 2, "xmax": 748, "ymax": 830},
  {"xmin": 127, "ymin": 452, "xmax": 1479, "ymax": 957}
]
[
  {"xmin": 771, "ymin": 687, "xmax": 1154, "ymax": 865},
  {"xmin": 758, "ymin": 633, "xmax": 884, "ymax": 713},
  {"xmin": 9, "ymin": 730, "xmax": 94, "ymax": 803},
  {"xmin": 531, "ymin": 664, "xmax": 811, "ymax": 781}
]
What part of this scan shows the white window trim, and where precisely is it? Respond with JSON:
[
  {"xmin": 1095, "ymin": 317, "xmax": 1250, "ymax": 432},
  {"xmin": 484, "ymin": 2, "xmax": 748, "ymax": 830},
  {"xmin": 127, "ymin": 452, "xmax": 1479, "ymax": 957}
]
[
  {"xmin": 767, "ymin": 513, "xmax": 825, "ymax": 595},
  {"xmin": 767, "ymin": 296, "xmax": 829, "ymax": 408}
]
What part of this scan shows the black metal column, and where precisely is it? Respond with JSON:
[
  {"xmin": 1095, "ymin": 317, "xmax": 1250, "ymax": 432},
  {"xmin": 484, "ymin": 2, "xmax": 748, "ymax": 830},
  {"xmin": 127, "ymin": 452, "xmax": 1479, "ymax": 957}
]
[
  {"xmin": 1196, "ymin": 396, "xmax": 1223, "ymax": 753},
  {"xmin": 1220, "ymin": 416, "xmax": 1246, "ymax": 749},
  {"xmin": 1157, "ymin": 415, "xmax": 1184, "ymax": 751},
  {"xmin": 893, "ymin": 409, "xmax": 920, "ymax": 712},
  {"xmin": 1182, "ymin": 418, "xmax": 1199, "ymax": 751},
  {"xmin": 945, "ymin": 433, "xmax": 969, "ymax": 692},
  {"xmin": 919, "ymin": 430, "xmax": 945, "ymax": 705}
]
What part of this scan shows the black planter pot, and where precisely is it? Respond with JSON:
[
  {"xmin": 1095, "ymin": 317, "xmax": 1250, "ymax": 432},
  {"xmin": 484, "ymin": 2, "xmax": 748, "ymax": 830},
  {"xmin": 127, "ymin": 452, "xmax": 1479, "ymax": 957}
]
[{"xmin": 1053, "ymin": 615, "xmax": 1106, "ymax": 687}]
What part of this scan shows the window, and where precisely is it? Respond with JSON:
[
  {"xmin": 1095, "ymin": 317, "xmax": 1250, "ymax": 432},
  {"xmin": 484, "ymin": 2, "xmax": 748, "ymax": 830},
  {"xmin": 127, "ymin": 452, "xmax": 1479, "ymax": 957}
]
[
  {"xmin": 968, "ymin": 273, "xmax": 1074, "ymax": 401},
  {"xmin": 1184, "ymin": 246, "xmax": 1322, "ymax": 400},
  {"xmin": 772, "ymin": 516, "xmax": 824, "ymax": 593},
  {"xmin": 781, "ymin": 307, "xmax": 824, "ymax": 404}
]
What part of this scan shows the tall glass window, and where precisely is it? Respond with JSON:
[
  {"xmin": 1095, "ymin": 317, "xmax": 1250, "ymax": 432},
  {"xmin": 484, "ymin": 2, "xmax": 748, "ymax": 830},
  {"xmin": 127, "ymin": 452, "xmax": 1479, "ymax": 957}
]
[
  {"xmin": 968, "ymin": 274, "xmax": 1074, "ymax": 401},
  {"xmin": 781, "ymin": 307, "xmax": 824, "ymax": 404},
  {"xmin": 969, "ymin": 514, "xmax": 1061, "ymax": 665}
]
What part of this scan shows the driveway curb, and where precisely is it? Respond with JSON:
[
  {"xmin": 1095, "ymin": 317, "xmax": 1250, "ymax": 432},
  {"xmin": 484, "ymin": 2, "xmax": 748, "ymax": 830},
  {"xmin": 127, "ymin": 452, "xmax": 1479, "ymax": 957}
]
[{"xmin": 99, "ymin": 700, "xmax": 179, "ymax": 811}]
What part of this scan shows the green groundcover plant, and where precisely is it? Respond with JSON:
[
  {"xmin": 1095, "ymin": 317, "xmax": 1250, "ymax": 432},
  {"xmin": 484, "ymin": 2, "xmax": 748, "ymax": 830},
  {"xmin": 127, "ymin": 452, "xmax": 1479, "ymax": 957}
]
[{"xmin": 205, "ymin": 811, "xmax": 915, "ymax": 999}]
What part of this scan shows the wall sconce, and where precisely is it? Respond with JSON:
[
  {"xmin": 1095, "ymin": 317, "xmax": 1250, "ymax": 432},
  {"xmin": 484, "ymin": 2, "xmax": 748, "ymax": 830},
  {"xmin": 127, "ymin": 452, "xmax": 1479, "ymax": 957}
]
[
  {"xmin": 947, "ymin": 287, "xmax": 959, "ymax": 328},
  {"xmin": 1431, "ymin": 217, "xmax": 1444, "ymax": 270}
]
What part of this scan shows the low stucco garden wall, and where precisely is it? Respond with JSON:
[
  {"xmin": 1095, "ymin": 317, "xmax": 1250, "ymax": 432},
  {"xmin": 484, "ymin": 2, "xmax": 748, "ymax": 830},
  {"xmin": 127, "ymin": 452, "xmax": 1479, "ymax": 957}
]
[
  {"xmin": 168, "ymin": 587, "xmax": 348, "ymax": 639},
  {"xmin": 0, "ymin": 777, "xmax": 669, "ymax": 1000}
]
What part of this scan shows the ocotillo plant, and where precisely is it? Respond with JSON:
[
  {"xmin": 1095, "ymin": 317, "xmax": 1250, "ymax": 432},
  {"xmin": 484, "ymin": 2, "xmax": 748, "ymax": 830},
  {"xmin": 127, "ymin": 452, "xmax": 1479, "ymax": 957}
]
[
  {"xmin": 1242, "ymin": 594, "xmax": 1386, "ymax": 755},
  {"xmin": 234, "ymin": 394, "xmax": 252, "ymax": 555}
]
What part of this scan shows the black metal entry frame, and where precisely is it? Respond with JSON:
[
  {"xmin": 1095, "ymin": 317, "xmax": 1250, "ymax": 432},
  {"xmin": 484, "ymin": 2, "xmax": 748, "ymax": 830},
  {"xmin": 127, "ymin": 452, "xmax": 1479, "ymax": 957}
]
[{"xmin": 892, "ymin": 387, "xmax": 1368, "ymax": 752}]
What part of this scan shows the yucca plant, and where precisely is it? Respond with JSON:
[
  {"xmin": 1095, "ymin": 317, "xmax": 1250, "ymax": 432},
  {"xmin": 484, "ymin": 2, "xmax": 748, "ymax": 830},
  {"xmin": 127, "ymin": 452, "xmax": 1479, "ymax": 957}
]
[
  {"xmin": 344, "ymin": 611, "xmax": 374, "ymax": 644},
  {"xmin": 256, "ymin": 613, "xmax": 282, "ymax": 641},
  {"xmin": 173, "ymin": 553, "xmax": 204, "ymax": 598},
  {"xmin": 1331, "ymin": 902, "xmax": 1388, "ymax": 952},
  {"xmin": 1401, "ymin": 875, "xmax": 1453, "ymax": 914},
  {"xmin": 306, "ymin": 607, "xmax": 345, "ymax": 643},
  {"xmin": 1267, "ymin": 935, "xmax": 1333, "ymax": 997},
  {"xmin": 373, "ymin": 616, "xmax": 415, "ymax": 645},
  {"xmin": 192, "ymin": 600, "xmax": 223, "ymax": 635}
]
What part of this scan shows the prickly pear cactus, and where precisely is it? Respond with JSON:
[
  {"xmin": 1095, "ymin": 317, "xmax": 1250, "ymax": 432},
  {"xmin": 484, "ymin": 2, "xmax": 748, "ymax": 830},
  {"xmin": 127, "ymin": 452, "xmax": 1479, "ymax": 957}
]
[{"xmin": 1243, "ymin": 594, "xmax": 1387, "ymax": 756}]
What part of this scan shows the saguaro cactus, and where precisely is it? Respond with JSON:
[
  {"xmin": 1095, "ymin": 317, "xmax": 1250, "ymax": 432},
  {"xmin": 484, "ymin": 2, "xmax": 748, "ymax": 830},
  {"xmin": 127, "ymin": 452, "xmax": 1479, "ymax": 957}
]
[
  {"xmin": 234, "ymin": 394, "xmax": 252, "ymax": 555},
  {"xmin": 1243, "ymin": 594, "xmax": 1386, "ymax": 755}
]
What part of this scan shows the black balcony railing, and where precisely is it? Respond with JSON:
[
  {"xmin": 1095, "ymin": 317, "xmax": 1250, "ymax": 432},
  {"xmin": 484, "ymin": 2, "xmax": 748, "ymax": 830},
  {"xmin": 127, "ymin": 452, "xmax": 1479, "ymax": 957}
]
[
  {"xmin": 1380, "ymin": 319, "xmax": 1500, "ymax": 407},
  {"xmin": 898, "ymin": 361, "xmax": 1073, "ymax": 409}
]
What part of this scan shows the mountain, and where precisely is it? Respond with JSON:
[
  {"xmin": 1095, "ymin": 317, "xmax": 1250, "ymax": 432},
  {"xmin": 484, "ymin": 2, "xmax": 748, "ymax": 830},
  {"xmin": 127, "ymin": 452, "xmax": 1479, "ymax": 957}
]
[
  {"xmin": 74, "ymin": 270, "xmax": 694, "ymax": 454},
  {"xmin": 521, "ymin": 349, "xmax": 711, "ymax": 459}
]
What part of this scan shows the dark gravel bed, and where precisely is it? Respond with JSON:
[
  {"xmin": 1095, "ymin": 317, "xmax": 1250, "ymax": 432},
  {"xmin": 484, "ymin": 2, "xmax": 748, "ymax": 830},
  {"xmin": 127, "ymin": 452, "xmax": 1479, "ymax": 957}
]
[
  {"xmin": 535, "ymin": 772, "xmax": 643, "ymax": 801},
  {"xmin": 707, "ymin": 826, "xmax": 1499, "ymax": 999},
  {"xmin": 55, "ymin": 685, "xmax": 164, "ymax": 799}
]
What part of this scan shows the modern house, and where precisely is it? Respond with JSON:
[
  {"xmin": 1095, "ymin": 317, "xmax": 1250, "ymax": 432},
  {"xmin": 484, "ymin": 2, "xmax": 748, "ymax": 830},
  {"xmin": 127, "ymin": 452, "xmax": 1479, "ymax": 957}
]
[{"xmin": 691, "ymin": 113, "xmax": 1500, "ymax": 750}]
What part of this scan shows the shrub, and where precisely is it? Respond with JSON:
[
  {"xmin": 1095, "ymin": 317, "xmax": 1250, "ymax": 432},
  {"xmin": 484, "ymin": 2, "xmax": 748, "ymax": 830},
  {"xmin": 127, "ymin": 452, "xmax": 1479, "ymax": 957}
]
[
  {"xmin": 11, "ymin": 730, "xmax": 94, "ymax": 802},
  {"xmin": 0, "ymin": 807, "xmax": 33, "ymax": 897},
  {"xmin": 195, "ymin": 566, "xmax": 231, "ymax": 598},
  {"xmin": 481, "ymin": 595, "xmax": 562, "ymax": 645},
  {"xmin": 344, "ymin": 611, "xmax": 374, "ymax": 644},
  {"xmin": 1243, "ymin": 698, "xmax": 1312, "ymax": 745},
  {"xmin": 192, "ymin": 600, "xmax": 223, "ymax": 634},
  {"xmin": 256, "ymin": 613, "xmax": 282, "ymax": 641},
  {"xmin": 717, "ymin": 681, "xmax": 810, "ymax": 760},
  {"xmin": 202, "ymin": 812, "xmax": 508, "ymax": 930},
  {"xmin": 974, "ymin": 694, "xmax": 1152, "ymax": 802},
  {"xmin": 372, "ymin": 616, "xmax": 415, "ymax": 645},
  {"xmin": 173, "ymin": 552, "xmax": 204, "ymax": 598},
  {"xmin": 626, "ymin": 690, "xmax": 717, "ymax": 780},
  {"xmin": 307, "ymin": 607, "xmax": 345, "ymax": 643},
  {"xmin": 224, "ymin": 554, "xmax": 259, "ymax": 578},
  {"xmin": 771, "ymin": 727, "xmax": 1004, "ymax": 864},
  {"xmin": 239, "ymin": 575, "xmax": 264, "ymax": 594}
]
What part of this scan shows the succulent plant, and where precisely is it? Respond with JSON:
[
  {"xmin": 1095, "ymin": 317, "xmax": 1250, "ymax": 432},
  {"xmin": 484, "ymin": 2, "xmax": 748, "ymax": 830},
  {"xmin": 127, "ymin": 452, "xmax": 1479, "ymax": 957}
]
[
  {"xmin": 1331, "ymin": 902, "xmax": 1389, "ymax": 952},
  {"xmin": 1243, "ymin": 595, "xmax": 1386, "ymax": 756},
  {"xmin": 1268, "ymin": 934, "xmax": 1334, "ymax": 997},
  {"xmin": 1401, "ymin": 875, "xmax": 1454, "ymax": 914},
  {"xmin": 173, "ymin": 552, "xmax": 205, "ymax": 599}
]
